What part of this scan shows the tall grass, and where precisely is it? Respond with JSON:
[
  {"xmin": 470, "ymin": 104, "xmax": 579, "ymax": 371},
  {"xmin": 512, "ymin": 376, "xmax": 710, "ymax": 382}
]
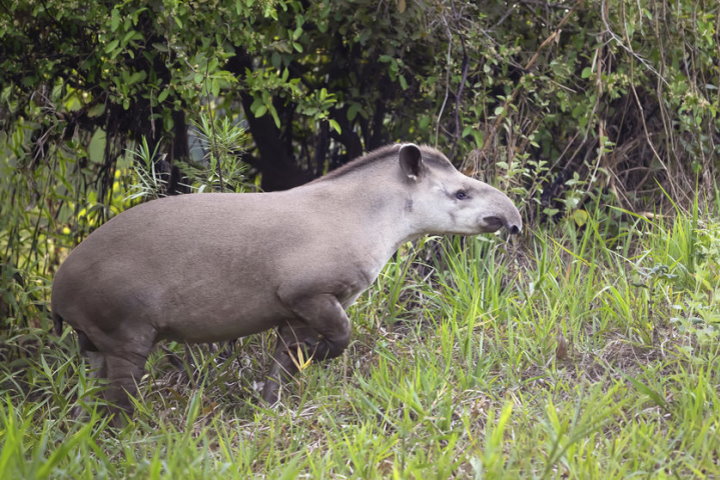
[{"xmin": 1, "ymin": 201, "xmax": 719, "ymax": 478}]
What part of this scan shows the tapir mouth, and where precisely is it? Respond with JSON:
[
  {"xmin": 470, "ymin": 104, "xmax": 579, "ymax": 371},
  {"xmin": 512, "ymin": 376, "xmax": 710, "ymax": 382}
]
[
  {"xmin": 482, "ymin": 216, "xmax": 522, "ymax": 234},
  {"xmin": 483, "ymin": 216, "xmax": 504, "ymax": 231}
]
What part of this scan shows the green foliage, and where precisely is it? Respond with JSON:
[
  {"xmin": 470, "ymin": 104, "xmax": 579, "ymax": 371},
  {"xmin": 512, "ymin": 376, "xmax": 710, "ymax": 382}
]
[
  {"xmin": 185, "ymin": 112, "xmax": 253, "ymax": 193},
  {"xmin": 3, "ymin": 0, "xmax": 718, "ymax": 198}
]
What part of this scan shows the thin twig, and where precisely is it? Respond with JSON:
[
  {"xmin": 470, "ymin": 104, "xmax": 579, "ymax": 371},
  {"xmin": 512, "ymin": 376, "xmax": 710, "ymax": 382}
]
[{"xmin": 434, "ymin": 20, "xmax": 453, "ymax": 148}]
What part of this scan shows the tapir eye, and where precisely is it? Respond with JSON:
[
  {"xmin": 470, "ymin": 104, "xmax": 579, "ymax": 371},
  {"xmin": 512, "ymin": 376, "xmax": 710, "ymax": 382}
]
[{"xmin": 455, "ymin": 190, "xmax": 469, "ymax": 200}]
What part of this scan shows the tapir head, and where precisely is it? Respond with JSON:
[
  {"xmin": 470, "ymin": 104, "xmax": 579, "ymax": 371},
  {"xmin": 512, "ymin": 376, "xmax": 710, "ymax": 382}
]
[{"xmin": 397, "ymin": 144, "xmax": 522, "ymax": 236}]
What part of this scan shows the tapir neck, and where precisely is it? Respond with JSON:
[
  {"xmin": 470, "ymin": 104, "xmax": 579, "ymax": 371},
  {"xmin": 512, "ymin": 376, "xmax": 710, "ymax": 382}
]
[{"xmin": 298, "ymin": 171, "xmax": 420, "ymax": 264}]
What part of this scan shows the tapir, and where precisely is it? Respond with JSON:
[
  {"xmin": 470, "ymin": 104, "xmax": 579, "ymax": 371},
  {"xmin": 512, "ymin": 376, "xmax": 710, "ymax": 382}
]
[{"xmin": 51, "ymin": 143, "xmax": 522, "ymax": 417}]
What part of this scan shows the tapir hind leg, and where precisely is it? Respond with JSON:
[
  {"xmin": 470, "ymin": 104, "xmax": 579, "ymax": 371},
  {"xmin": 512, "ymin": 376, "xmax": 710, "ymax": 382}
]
[
  {"xmin": 86, "ymin": 351, "xmax": 107, "ymax": 379},
  {"xmin": 72, "ymin": 331, "xmax": 107, "ymax": 419},
  {"xmin": 83, "ymin": 325, "xmax": 156, "ymax": 424},
  {"xmin": 103, "ymin": 351, "xmax": 150, "ymax": 421}
]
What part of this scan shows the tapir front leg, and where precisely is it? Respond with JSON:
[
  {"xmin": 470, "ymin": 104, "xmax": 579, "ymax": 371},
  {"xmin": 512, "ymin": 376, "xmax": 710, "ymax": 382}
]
[
  {"xmin": 262, "ymin": 293, "xmax": 352, "ymax": 404},
  {"xmin": 287, "ymin": 293, "xmax": 351, "ymax": 359}
]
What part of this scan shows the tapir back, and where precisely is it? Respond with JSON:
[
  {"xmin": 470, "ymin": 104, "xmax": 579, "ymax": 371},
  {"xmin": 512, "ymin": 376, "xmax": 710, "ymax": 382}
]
[{"xmin": 52, "ymin": 191, "xmax": 336, "ymax": 345}]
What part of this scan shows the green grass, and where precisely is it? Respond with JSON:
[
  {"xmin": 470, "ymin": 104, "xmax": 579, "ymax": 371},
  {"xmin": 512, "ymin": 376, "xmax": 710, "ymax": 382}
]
[{"xmin": 2, "ymin": 206, "xmax": 720, "ymax": 479}]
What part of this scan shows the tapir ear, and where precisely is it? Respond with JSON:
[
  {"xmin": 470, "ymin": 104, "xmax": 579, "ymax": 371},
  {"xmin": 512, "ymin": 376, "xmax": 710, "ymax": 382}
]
[{"xmin": 398, "ymin": 143, "xmax": 424, "ymax": 181}]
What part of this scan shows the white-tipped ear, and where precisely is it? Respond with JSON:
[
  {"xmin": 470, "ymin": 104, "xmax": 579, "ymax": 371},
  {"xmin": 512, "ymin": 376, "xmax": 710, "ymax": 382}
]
[{"xmin": 399, "ymin": 143, "xmax": 423, "ymax": 181}]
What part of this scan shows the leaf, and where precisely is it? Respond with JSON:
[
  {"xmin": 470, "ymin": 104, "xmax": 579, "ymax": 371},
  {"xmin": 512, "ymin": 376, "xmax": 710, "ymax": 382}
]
[
  {"xmin": 624, "ymin": 374, "xmax": 668, "ymax": 411},
  {"xmin": 572, "ymin": 209, "xmax": 589, "ymax": 227},
  {"xmin": 398, "ymin": 74, "xmax": 408, "ymax": 90},
  {"xmin": 36, "ymin": 423, "xmax": 95, "ymax": 478},
  {"xmin": 87, "ymin": 103, "xmax": 105, "ymax": 117},
  {"xmin": 268, "ymin": 104, "xmax": 281, "ymax": 127},
  {"xmin": 122, "ymin": 30, "xmax": 138, "ymax": 46},
  {"xmin": 210, "ymin": 78, "xmax": 220, "ymax": 98},
  {"xmin": 157, "ymin": 88, "xmax": 170, "ymax": 103},
  {"xmin": 397, "ymin": 0, "xmax": 407, "ymax": 13},
  {"xmin": 292, "ymin": 26, "xmax": 303, "ymax": 41},
  {"xmin": 328, "ymin": 119, "xmax": 342, "ymax": 134},
  {"xmin": 572, "ymin": 103, "xmax": 585, "ymax": 120},
  {"xmin": 104, "ymin": 39, "xmax": 119, "ymax": 54},
  {"xmin": 490, "ymin": 401, "xmax": 513, "ymax": 447},
  {"xmin": 271, "ymin": 52, "xmax": 281, "ymax": 69},
  {"xmin": 581, "ymin": 67, "xmax": 593, "ymax": 79},
  {"xmin": 64, "ymin": 93, "xmax": 82, "ymax": 112},
  {"xmin": 127, "ymin": 70, "xmax": 147, "ymax": 85},
  {"xmin": 110, "ymin": 9, "xmax": 121, "ymax": 32},
  {"xmin": 88, "ymin": 129, "xmax": 106, "ymax": 164},
  {"xmin": 462, "ymin": 126, "xmax": 484, "ymax": 148},
  {"xmin": 347, "ymin": 103, "xmax": 361, "ymax": 122},
  {"xmin": 253, "ymin": 104, "xmax": 267, "ymax": 118}
]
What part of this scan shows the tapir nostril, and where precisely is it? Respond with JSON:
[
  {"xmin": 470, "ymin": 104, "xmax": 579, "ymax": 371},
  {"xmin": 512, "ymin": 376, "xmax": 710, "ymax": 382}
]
[{"xmin": 508, "ymin": 225, "xmax": 521, "ymax": 235}]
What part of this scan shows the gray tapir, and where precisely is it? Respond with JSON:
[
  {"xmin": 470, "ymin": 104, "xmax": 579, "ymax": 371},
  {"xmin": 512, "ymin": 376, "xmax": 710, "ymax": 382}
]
[{"xmin": 52, "ymin": 143, "xmax": 521, "ymax": 417}]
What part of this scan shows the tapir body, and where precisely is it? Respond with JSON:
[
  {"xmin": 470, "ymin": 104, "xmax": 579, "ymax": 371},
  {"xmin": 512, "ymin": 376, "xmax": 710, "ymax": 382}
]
[{"xmin": 52, "ymin": 143, "xmax": 521, "ymax": 416}]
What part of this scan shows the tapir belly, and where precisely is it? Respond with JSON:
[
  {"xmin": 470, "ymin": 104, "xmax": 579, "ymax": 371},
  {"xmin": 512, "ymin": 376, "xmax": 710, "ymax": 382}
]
[
  {"xmin": 152, "ymin": 284, "xmax": 294, "ymax": 344},
  {"xmin": 52, "ymin": 249, "xmax": 296, "ymax": 346}
]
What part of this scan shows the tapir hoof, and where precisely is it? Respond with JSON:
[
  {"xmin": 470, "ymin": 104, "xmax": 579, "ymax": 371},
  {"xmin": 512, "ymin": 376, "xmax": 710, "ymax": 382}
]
[{"xmin": 261, "ymin": 382, "xmax": 280, "ymax": 406}]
